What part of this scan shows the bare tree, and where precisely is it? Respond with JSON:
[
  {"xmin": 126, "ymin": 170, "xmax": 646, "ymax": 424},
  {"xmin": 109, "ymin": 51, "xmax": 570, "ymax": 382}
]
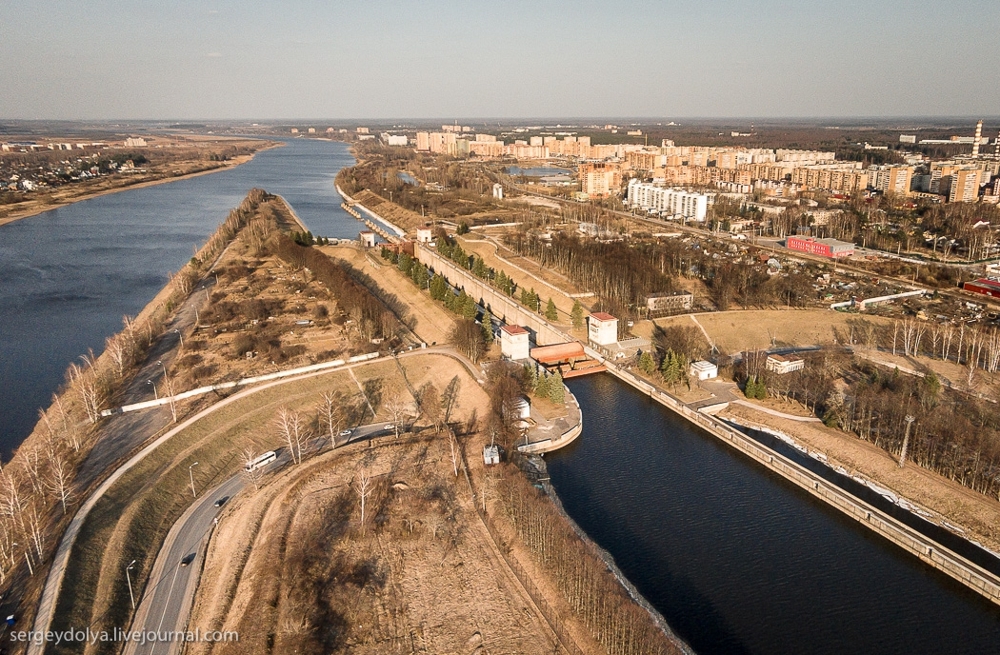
[
  {"xmin": 384, "ymin": 394, "xmax": 410, "ymax": 440},
  {"xmin": 449, "ymin": 434, "xmax": 460, "ymax": 478},
  {"xmin": 241, "ymin": 448, "xmax": 263, "ymax": 491},
  {"xmin": 318, "ymin": 391, "xmax": 347, "ymax": 446},
  {"xmin": 162, "ymin": 374, "xmax": 178, "ymax": 423},
  {"xmin": 354, "ymin": 467, "xmax": 374, "ymax": 535},
  {"xmin": 105, "ymin": 335, "xmax": 127, "ymax": 379},
  {"xmin": 46, "ymin": 449, "xmax": 73, "ymax": 514},
  {"xmin": 275, "ymin": 407, "xmax": 307, "ymax": 464}
]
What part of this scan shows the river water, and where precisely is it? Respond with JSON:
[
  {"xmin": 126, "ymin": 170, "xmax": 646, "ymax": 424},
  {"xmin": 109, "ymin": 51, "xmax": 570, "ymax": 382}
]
[
  {"xmin": 548, "ymin": 374, "xmax": 1000, "ymax": 654},
  {"xmin": 3, "ymin": 138, "xmax": 999, "ymax": 651},
  {"xmin": 0, "ymin": 138, "xmax": 357, "ymax": 456}
]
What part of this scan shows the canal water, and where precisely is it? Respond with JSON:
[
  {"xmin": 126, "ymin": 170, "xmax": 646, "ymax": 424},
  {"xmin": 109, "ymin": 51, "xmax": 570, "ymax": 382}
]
[
  {"xmin": 0, "ymin": 138, "xmax": 358, "ymax": 456},
  {"xmin": 547, "ymin": 374, "xmax": 1000, "ymax": 655}
]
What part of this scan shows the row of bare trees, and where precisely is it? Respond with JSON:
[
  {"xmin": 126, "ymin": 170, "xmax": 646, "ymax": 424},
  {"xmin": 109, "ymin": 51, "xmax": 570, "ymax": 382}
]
[
  {"xmin": 495, "ymin": 466, "xmax": 683, "ymax": 655},
  {"xmin": 0, "ymin": 191, "xmax": 275, "ymax": 606},
  {"xmin": 847, "ymin": 317, "xmax": 1000, "ymax": 387}
]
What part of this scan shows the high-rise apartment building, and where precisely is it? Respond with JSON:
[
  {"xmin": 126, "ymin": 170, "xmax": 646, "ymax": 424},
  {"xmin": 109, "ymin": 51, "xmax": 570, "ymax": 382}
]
[{"xmin": 949, "ymin": 168, "xmax": 982, "ymax": 203}]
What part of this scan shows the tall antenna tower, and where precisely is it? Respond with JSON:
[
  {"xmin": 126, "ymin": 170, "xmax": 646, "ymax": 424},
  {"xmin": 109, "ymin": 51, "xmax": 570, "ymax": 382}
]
[{"xmin": 972, "ymin": 119, "xmax": 983, "ymax": 157}]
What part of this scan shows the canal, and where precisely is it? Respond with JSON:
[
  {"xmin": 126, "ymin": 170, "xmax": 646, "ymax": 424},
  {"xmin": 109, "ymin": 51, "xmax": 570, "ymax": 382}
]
[{"xmin": 547, "ymin": 373, "xmax": 1000, "ymax": 655}]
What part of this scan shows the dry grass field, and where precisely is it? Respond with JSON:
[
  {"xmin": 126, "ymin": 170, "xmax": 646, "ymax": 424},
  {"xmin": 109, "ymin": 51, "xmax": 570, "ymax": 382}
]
[{"xmin": 187, "ymin": 432, "xmax": 565, "ymax": 655}]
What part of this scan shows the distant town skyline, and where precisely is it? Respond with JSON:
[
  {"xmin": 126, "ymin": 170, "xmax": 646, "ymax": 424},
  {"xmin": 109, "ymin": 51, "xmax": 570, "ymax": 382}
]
[{"xmin": 2, "ymin": 0, "xmax": 998, "ymax": 121}]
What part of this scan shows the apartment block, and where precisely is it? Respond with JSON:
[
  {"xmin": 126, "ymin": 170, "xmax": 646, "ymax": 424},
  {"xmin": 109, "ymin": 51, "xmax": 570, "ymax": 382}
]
[{"xmin": 627, "ymin": 179, "xmax": 709, "ymax": 221}]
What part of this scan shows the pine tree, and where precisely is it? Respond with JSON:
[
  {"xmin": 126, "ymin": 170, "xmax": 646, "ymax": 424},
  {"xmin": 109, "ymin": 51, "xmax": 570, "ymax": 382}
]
[
  {"xmin": 482, "ymin": 310, "xmax": 494, "ymax": 344},
  {"xmin": 549, "ymin": 370, "xmax": 565, "ymax": 403},
  {"xmin": 523, "ymin": 362, "xmax": 538, "ymax": 392},
  {"xmin": 661, "ymin": 350, "xmax": 682, "ymax": 387},
  {"xmin": 571, "ymin": 300, "xmax": 584, "ymax": 330},
  {"xmin": 638, "ymin": 351, "xmax": 656, "ymax": 375},
  {"xmin": 535, "ymin": 372, "xmax": 552, "ymax": 399},
  {"xmin": 545, "ymin": 298, "xmax": 558, "ymax": 321}
]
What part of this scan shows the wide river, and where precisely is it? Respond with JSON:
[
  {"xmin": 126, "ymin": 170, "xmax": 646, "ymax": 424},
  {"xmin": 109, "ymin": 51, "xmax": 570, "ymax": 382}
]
[{"xmin": 2, "ymin": 138, "xmax": 998, "ymax": 651}]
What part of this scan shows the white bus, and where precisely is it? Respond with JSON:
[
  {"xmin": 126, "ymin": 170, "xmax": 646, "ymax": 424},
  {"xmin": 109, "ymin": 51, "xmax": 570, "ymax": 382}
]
[{"xmin": 245, "ymin": 451, "xmax": 277, "ymax": 472}]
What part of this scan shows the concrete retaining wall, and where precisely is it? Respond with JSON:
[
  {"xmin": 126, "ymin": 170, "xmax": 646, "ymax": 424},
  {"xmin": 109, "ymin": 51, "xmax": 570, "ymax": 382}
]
[{"xmin": 415, "ymin": 243, "xmax": 568, "ymax": 346}]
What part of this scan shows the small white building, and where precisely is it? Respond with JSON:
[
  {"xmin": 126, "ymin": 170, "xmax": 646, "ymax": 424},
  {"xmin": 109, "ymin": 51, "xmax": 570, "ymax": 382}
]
[
  {"xmin": 500, "ymin": 324, "xmax": 531, "ymax": 361},
  {"xmin": 359, "ymin": 231, "xmax": 377, "ymax": 248},
  {"xmin": 483, "ymin": 444, "xmax": 500, "ymax": 466},
  {"xmin": 492, "ymin": 183, "xmax": 504, "ymax": 199},
  {"xmin": 416, "ymin": 227, "xmax": 433, "ymax": 243},
  {"xmin": 689, "ymin": 360, "xmax": 718, "ymax": 380},
  {"xmin": 588, "ymin": 313, "xmax": 619, "ymax": 346},
  {"xmin": 766, "ymin": 354, "xmax": 805, "ymax": 374}
]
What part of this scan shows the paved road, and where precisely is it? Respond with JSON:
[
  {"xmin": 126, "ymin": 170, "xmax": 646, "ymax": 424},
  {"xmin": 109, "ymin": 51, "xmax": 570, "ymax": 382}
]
[{"xmin": 122, "ymin": 422, "xmax": 396, "ymax": 655}]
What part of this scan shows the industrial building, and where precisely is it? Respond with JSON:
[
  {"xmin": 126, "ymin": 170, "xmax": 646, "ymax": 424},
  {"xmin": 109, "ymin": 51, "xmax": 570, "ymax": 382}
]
[
  {"xmin": 785, "ymin": 236, "xmax": 854, "ymax": 258},
  {"xmin": 689, "ymin": 360, "xmax": 718, "ymax": 380},
  {"xmin": 587, "ymin": 313, "xmax": 619, "ymax": 346},
  {"xmin": 500, "ymin": 324, "xmax": 531, "ymax": 361},
  {"xmin": 963, "ymin": 278, "xmax": 1000, "ymax": 299},
  {"xmin": 766, "ymin": 354, "xmax": 805, "ymax": 374}
]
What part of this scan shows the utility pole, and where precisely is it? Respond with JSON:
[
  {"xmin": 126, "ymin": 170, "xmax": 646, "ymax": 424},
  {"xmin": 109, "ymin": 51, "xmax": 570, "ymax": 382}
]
[
  {"xmin": 898, "ymin": 415, "xmax": 915, "ymax": 468},
  {"xmin": 189, "ymin": 462, "xmax": 199, "ymax": 497},
  {"xmin": 126, "ymin": 560, "xmax": 136, "ymax": 610}
]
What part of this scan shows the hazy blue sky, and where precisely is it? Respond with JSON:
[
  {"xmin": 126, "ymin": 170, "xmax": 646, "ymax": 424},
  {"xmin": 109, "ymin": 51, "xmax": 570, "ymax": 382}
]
[{"xmin": 2, "ymin": 0, "xmax": 997, "ymax": 120}]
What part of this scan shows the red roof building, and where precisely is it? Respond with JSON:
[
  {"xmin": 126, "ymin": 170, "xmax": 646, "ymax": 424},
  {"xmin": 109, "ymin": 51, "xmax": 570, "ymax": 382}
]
[{"xmin": 964, "ymin": 278, "xmax": 1000, "ymax": 299}]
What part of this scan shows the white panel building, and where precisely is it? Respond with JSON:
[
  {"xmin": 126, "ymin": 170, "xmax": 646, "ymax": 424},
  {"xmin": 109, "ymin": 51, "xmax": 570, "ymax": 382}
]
[{"xmin": 627, "ymin": 179, "xmax": 709, "ymax": 222}]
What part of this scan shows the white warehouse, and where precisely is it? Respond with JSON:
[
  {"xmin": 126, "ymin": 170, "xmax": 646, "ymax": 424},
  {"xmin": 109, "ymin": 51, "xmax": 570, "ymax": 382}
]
[{"xmin": 627, "ymin": 179, "xmax": 709, "ymax": 222}]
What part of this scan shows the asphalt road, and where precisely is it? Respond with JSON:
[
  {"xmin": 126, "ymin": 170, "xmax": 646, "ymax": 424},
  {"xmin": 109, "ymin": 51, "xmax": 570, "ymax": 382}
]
[{"xmin": 122, "ymin": 421, "xmax": 396, "ymax": 655}]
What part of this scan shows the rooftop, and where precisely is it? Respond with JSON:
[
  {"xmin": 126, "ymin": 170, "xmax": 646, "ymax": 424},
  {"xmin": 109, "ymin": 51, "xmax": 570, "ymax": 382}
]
[
  {"xmin": 500, "ymin": 324, "xmax": 529, "ymax": 336},
  {"xmin": 590, "ymin": 312, "xmax": 617, "ymax": 322}
]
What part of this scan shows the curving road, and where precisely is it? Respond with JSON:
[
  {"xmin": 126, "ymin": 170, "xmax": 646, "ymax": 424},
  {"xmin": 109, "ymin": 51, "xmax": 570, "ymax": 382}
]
[{"xmin": 122, "ymin": 422, "xmax": 396, "ymax": 655}]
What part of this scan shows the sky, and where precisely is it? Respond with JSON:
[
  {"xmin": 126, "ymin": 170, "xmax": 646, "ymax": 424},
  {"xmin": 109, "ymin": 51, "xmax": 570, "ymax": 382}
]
[{"xmin": 1, "ymin": 0, "xmax": 997, "ymax": 120}]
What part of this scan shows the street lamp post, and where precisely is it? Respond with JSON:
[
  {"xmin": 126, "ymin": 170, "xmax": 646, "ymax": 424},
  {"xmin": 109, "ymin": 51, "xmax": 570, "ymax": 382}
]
[
  {"xmin": 189, "ymin": 462, "xmax": 199, "ymax": 498},
  {"xmin": 173, "ymin": 329, "xmax": 184, "ymax": 348},
  {"xmin": 156, "ymin": 360, "xmax": 166, "ymax": 377},
  {"xmin": 147, "ymin": 380, "xmax": 157, "ymax": 400},
  {"xmin": 126, "ymin": 560, "xmax": 136, "ymax": 610}
]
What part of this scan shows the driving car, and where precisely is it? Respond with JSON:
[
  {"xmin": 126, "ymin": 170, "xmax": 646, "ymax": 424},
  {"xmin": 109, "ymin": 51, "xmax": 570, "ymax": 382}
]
[{"xmin": 180, "ymin": 553, "xmax": 196, "ymax": 567}]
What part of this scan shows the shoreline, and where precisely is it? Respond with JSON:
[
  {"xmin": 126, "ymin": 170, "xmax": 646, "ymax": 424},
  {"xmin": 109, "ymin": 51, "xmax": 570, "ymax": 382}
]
[{"xmin": 0, "ymin": 141, "xmax": 283, "ymax": 228}]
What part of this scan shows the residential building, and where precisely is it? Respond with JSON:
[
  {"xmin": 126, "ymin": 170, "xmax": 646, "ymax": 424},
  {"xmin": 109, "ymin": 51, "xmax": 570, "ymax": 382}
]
[
  {"xmin": 579, "ymin": 162, "xmax": 622, "ymax": 197},
  {"xmin": 123, "ymin": 137, "xmax": 147, "ymax": 148},
  {"xmin": 416, "ymin": 132, "xmax": 430, "ymax": 151},
  {"xmin": 869, "ymin": 165, "xmax": 913, "ymax": 196},
  {"xmin": 949, "ymin": 168, "xmax": 982, "ymax": 203},
  {"xmin": 627, "ymin": 179, "xmax": 709, "ymax": 222}
]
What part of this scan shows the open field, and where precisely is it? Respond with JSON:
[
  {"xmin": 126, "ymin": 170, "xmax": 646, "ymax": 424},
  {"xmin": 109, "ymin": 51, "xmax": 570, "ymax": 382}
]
[
  {"xmin": 187, "ymin": 430, "xmax": 571, "ymax": 655},
  {"xmin": 633, "ymin": 308, "xmax": 893, "ymax": 352}
]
